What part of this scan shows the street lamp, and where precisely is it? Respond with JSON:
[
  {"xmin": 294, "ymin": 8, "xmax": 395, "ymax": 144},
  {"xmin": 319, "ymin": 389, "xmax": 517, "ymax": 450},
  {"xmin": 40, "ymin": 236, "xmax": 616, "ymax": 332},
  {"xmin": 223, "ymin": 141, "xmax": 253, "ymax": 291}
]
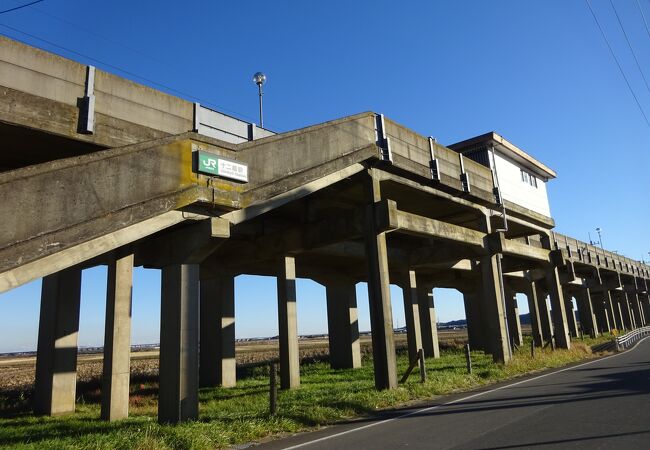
[
  {"xmin": 252, "ymin": 72, "xmax": 266, "ymax": 128},
  {"xmin": 595, "ymin": 227, "xmax": 604, "ymax": 251}
]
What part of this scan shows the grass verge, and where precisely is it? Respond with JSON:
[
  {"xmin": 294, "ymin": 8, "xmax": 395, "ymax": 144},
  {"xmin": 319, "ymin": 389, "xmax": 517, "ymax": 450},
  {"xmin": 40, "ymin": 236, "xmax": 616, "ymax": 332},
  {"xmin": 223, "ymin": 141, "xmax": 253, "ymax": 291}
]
[{"xmin": 0, "ymin": 334, "xmax": 613, "ymax": 449}]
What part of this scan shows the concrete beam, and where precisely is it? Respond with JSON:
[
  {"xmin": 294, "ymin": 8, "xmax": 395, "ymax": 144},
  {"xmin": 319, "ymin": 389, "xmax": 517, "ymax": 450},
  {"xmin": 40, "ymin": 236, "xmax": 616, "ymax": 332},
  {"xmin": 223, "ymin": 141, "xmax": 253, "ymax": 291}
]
[
  {"xmin": 325, "ymin": 280, "xmax": 361, "ymax": 370},
  {"xmin": 34, "ymin": 267, "xmax": 82, "ymax": 416},
  {"xmin": 199, "ymin": 274, "xmax": 236, "ymax": 388},
  {"xmin": 278, "ymin": 256, "xmax": 300, "ymax": 389},
  {"xmin": 0, "ymin": 211, "xmax": 187, "ymax": 294},
  {"xmin": 158, "ymin": 264, "xmax": 199, "ymax": 424},
  {"xmin": 101, "ymin": 253, "xmax": 133, "ymax": 421}
]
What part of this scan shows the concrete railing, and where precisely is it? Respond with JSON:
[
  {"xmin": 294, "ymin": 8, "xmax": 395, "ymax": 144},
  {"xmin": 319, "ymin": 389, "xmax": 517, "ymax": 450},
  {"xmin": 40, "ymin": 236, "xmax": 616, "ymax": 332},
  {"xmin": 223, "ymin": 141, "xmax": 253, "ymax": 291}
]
[{"xmin": 615, "ymin": 326, "xmax": 650, "ymax": 352}]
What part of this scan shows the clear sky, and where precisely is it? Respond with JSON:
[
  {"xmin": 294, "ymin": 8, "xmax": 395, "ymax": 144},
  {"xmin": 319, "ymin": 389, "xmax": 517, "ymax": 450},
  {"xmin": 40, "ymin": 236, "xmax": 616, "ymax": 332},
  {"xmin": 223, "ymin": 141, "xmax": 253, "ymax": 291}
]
[{"xmin": 1, "ymin": 0, "xmax": 649, "ymax": 352}]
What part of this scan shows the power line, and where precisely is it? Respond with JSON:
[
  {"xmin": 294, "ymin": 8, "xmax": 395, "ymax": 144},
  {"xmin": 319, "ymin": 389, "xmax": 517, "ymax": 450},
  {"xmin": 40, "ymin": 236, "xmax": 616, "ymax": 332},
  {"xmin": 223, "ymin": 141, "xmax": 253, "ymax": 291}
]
[
  {"xmin": 637, "ymin": 0, "xmax": 650, "ymax": 40},
  {"xmin": 585, "ymin": 0, "xmax": 650, "ymax": 128},
  {"xmin": 609, "ymin": 0, "xmax": 650, "ymax": 95},
  {"xmin": 0, "ymin": 0, "xmax": 45, "ymax": 15},
  {"xmin": 0, "ymin": 23, "xmax": 261, "ymax": 125}
]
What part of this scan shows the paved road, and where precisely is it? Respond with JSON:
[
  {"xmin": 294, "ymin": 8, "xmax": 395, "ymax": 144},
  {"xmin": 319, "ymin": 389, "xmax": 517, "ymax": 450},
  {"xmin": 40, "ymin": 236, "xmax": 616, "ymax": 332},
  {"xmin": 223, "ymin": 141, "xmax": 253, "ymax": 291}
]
[{"xmin": 257, "ymin": 338, "xmax": 650, "ymax": 449}]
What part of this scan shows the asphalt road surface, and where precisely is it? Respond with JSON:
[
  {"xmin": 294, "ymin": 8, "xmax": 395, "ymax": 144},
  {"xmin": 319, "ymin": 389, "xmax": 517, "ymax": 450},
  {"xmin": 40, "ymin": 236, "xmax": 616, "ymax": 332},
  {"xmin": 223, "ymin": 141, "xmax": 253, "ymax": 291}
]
[{"xmin": 257, "ymin": 338, "xmax": 650, "ymax": 449}]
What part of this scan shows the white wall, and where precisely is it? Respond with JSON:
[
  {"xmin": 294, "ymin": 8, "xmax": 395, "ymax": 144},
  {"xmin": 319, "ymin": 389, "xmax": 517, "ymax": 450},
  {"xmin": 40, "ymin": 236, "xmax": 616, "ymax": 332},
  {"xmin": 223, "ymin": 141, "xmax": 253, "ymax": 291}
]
[{"xmin": 492, "ymin": 153, "xmax": 551, "ymax": 217}]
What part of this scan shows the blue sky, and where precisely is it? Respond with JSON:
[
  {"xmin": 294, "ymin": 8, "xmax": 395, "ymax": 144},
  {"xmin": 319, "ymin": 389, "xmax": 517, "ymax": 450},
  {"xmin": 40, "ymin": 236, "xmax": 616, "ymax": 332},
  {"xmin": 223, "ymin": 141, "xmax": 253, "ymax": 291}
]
[{"xmin": 1, "ymin": 0, "xmax": 649, "ymax": 352}]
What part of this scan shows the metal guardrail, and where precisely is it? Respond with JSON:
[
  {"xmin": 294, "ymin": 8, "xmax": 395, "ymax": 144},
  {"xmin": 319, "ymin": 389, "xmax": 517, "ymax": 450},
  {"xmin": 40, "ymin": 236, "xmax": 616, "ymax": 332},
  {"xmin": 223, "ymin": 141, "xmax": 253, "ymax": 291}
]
[{"xmin": 615, "ymin": 326, "xmax": 650, "ymax": 351}]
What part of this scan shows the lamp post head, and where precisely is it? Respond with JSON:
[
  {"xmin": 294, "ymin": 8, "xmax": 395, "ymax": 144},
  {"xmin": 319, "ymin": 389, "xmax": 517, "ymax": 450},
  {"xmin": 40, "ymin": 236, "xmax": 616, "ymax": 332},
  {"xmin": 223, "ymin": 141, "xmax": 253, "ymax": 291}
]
[{"xmin": 253, "ymin": 72, "xmax": 267, "ymax": 86}]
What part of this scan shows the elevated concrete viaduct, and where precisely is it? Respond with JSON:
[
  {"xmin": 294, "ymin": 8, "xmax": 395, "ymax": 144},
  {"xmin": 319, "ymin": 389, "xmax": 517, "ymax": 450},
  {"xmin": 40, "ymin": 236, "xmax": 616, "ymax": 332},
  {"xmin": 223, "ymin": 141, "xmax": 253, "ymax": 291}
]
[{"xmin": 2, "ymin": 36, "xmax": 649, "ymax": 423}]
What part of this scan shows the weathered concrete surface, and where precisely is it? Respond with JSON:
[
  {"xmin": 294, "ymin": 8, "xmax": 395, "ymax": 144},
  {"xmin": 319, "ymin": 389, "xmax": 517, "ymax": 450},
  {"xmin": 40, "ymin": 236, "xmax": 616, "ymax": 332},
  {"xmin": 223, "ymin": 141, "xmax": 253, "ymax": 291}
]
[
  {"xmin": 278, "ymin": 256, "xmax": 300, "ymax": 389},
  {"xmin": 325, "ymin": 280, "xmax": 361, "ymax": 369},
  {"xmin": 158, "ymin": 264, "xmax": 199, "ymax": 424},
  {"xmin": 101, "ymin": 253, "xmax": 133, "ymax": 421},
  {"xmin": 199, "ymin": 274, "xmax": 236, "ymax": 388},
  {"xmin": 363, "ymin": 172, "xmax": 397, "ymax": 390},
  {"xmin": 400, "ymin": 271, "xmax": 423, "ymax": 362},
  {"xmin": 34, "ymin": 267, "xmax": 82, "ymax": 416},
  {"xmin": 417, "ymin": 280, "xmax": 440, "ymax": 358}
]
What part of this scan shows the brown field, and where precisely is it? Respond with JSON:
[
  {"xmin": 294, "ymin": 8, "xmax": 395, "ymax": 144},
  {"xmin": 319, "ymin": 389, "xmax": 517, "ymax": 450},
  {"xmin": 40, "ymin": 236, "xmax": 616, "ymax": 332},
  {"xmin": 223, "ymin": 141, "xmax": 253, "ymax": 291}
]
[{"xmin": 0, "ymin": 329, "xmax": 472, "ymax": 393}]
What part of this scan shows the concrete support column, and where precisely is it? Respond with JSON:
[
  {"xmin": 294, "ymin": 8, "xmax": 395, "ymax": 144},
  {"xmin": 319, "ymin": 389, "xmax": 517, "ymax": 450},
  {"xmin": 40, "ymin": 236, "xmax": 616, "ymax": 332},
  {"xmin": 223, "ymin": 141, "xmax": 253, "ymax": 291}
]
[
  {"xmin": 277, "ymin": 256, "xmax": 300, "ymax": 389},
  {"xmin": 605, "ymin": 291, "xmax": 619, "ymax": 330},
  {"xmin": 524, "ymin": 280, "xmax": 543, "ymax": 347},
  {"xmin": 417, "ymin": 280, "xmax": 440, "ymax": 358},
  {"xmin": 575, "ymin": 288, "xmax": 599, "ymax": 338},
  {"xmin": 635, "ymin": 294, "xmax": 646, "ymax": 326},
  {"xmin": 101, "ymin": 253, "xmax": 133, "ymax": 421},
  {"xmin": 325, "ymin": 280, "xmax": 361, "ymax": 369},
  {"xmin": 363, "ymin": 172, "xmax": 397, "ymax": 390},
  {"xmin": 199, "ymin": 274, "xmax": 236, "ymax": 388},
  {"xmin": 536, "ymin": 286, "xmax": 554, "ymax": 347},
  {"xmin": 158, "ymin": 264, "xmax": 199, "ymax": 424},
  {"xmin": 34, "ymin": 267, "xmax": 82, "ymax": 416},
  {"xmin": 562, "ymin": 291, "xmax": 579, "ymax": 338},
  {"xmin": 639, "ymin": 294, "xmax": 650, "ymax": 325},
  {"xmin": 505, "ymin": 292, "xmax": 523, "ymax": 348},
  {"xmin": 400, "ymin": 271, "xmax": 423, "ymax": 362},
  {"xmin": 619, "ymin": 292, "xmax": 634, "ymax": 330},
  {"xmin": 545, "ymin": 267, "xmax": 571, "ymax": 349},
  {"xmin": 479, "ymin": 253, "xmax": 511, "ymax": 363},
  {"xmin": 463, "ymin": 290, "xmax": 487, "ymax": 351}
]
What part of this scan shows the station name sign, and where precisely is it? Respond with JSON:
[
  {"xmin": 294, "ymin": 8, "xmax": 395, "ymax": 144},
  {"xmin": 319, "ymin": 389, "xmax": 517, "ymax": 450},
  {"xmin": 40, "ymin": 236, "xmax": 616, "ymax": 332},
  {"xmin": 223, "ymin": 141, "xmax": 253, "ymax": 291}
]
[{"xmin": 196, "ymin": 150, "xmax": 248, "ymax": 183}]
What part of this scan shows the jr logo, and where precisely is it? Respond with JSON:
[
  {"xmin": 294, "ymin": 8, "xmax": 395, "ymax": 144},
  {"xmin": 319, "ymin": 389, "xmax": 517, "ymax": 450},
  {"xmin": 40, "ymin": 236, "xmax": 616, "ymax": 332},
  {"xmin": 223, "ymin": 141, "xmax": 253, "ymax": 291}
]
[{"xmin": 201, "ymin": 158, "xmax": 217, "ymax": 169}]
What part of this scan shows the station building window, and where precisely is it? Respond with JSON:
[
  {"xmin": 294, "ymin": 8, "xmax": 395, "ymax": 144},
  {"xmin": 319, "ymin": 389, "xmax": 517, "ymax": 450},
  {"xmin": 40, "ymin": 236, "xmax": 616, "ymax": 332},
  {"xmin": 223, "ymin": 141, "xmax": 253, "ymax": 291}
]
[{"xmin": 521, "ymin": 169, "xmax": 538, "ymax": 188}]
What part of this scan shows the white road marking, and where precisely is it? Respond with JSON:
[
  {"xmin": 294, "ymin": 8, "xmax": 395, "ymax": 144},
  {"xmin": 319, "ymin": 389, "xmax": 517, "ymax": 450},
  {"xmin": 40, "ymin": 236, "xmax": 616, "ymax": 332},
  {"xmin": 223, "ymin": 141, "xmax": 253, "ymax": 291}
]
[{"xmin": 282, "ymin": 338, "xmax": 647, "ymax": 449}]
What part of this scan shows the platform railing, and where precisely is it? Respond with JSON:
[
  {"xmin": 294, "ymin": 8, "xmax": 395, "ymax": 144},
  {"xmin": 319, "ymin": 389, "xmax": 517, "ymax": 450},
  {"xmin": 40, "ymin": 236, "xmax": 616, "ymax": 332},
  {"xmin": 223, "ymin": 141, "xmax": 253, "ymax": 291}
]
[{"xmin": 615, "ymin": 326, "xmax": 650, "ymax": 351}]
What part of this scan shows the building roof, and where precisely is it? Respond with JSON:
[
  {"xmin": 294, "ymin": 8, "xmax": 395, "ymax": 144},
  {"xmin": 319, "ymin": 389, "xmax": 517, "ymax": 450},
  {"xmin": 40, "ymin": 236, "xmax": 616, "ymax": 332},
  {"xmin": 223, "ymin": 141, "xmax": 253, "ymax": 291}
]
[{"xmin": 448, "ymin": 132, "xmax": 557, "ymax": 180}]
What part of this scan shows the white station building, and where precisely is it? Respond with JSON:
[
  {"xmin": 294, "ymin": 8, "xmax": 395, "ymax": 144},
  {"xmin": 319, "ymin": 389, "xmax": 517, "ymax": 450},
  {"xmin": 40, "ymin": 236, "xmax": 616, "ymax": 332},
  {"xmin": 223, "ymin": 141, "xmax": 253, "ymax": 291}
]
[{"xmin": 449, "ymin": 132, "xmax": 556, "ymax": 218}]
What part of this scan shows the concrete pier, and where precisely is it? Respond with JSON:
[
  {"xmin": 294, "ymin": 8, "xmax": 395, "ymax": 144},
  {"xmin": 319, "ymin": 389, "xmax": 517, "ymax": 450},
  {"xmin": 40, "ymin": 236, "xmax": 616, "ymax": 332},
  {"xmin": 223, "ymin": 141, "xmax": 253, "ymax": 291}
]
[
  {"xmin": 101, "ymin": 253, "xmax": 133, "ymax": 421},
  {"xmin": 325, "ymin": 280, "xmax": 361, "ymax": 369},
  {"xmin": 401, "ymin": 271, "xmax": 423, "ymax": 362},
  {"xmin": 525, "ymin": 281, "xmax": 543, "ymax": 347},
  {"xmin": 464, "ymin": 290, "xmax": 487, "ymax": 352},
  {"xmin": 363, "ymin": 172, "xmax": 397, "ymax": 390},
  {"xmin": 278, "ymin": 256, "xmax": 300, "ymax": 389},
  {"xmin": 536, "ymin": 288, "xmax": 554, "ymax": 347},
  {"xmin": 576, "ymin": 288, "xmax": 599, "ymax": 338},
  {"xmin": 417, "ymin": 280, "xmax": 440, "ymax": 358},
  {"xmin": 34, "ymin": 267, "xmax": 82, "ymax": 416},
  {"xmin": 545, "ymin": 268, "xmax": 571, "ymax": 349},
  {"xmin": 158, "ymin": 264, "xmax": 199, "ymax": 424},
  {"xmin": 564, "ymin": 294, "xmax": 579, "ymax": 338},
  {"xmin": 505, "ymin": 292, "xmax": 523, "ymax": 347},
  {"xmin": 199, "ymin": 274, "xmax": 236, "ymax": 388},
  {"xmin": 605, "ymin": 291, "xmax": 619, "ymax": 330}
]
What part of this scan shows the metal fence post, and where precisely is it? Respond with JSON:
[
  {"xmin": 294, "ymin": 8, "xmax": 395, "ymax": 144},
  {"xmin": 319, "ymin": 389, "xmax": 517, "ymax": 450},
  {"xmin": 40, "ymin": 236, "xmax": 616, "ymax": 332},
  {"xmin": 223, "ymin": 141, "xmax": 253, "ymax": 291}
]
[
  {"xmin": 418, "ymin": 348, "xmax": 426, "ymax": 383},
  {"xmin": 269, "ymin": 362, "xmax": 278, "ymax": 415},
  {"xmin": 465, "ymin": 344, "xmax": 472, "ymax": 374}
]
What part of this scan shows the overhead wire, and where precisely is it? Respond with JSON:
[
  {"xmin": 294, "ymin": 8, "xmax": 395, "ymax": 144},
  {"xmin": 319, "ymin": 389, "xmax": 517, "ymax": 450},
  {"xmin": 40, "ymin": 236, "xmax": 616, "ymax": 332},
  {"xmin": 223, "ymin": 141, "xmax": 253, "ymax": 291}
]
[
  {"xmin": 637, "ymin": 0, "xmax": 650, "ymax": 40},
  {"xmin": 0, "ymin": 0, "xmax": 44, "ymax": 15},
  {"xmin": 0, "ymin": 21, "xmax": 265, "ymax": 126},
  {"xmin": 584, "ymin": 0, "xmax": 650, "ymax": 128},
  {"xmin": 609, "ymin": 0, "xmax": 650, "ymax": 95}
]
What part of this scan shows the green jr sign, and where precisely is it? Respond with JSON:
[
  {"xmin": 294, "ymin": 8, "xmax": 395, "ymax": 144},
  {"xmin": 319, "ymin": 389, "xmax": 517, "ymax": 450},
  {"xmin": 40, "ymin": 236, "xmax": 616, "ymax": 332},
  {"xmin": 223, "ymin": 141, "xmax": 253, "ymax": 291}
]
[{"xmin": 196, "ymin": 151, "xmax": 248, "ymax": 182}]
